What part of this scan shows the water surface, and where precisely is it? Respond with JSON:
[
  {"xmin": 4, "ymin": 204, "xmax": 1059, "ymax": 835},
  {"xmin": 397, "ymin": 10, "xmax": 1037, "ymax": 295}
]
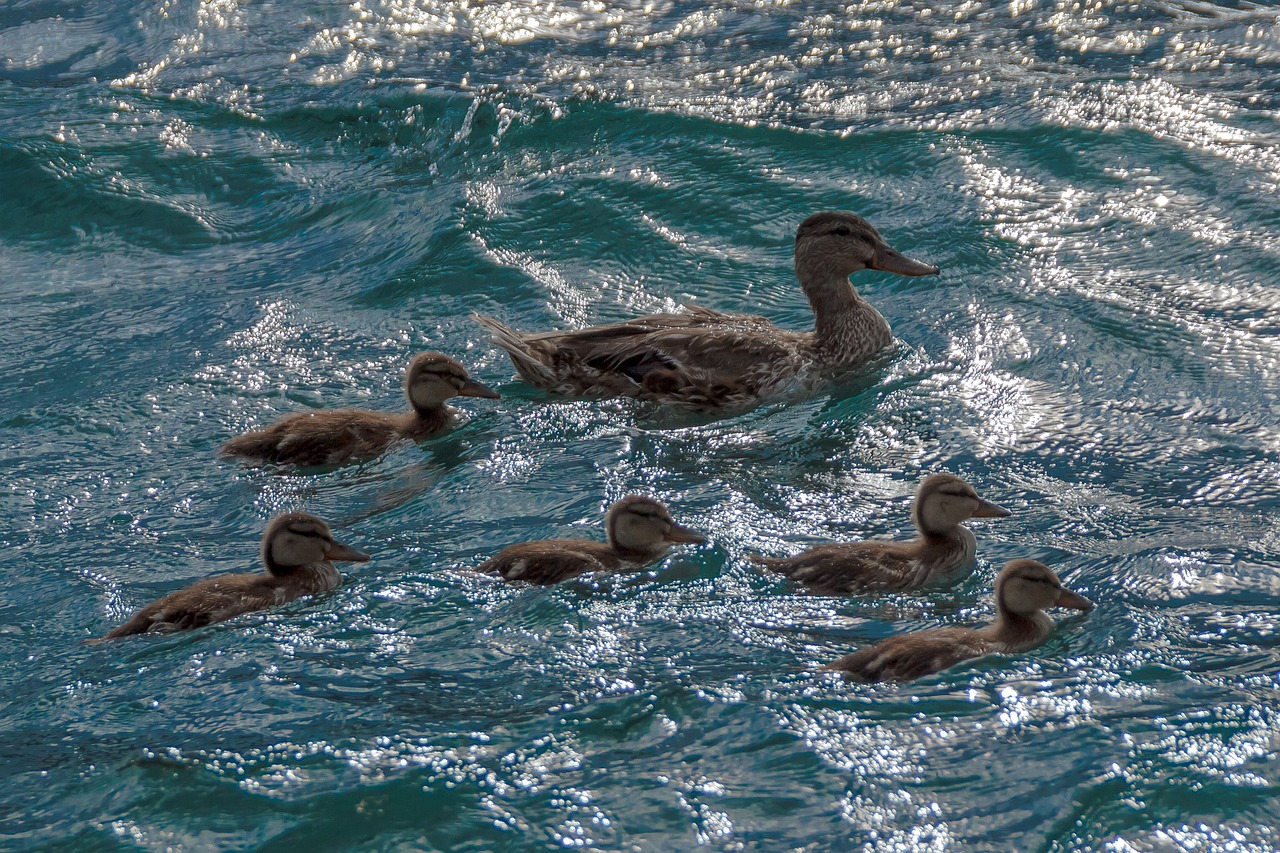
[{"xmin": 2, "ymin": 1, "xmax": 1279, "ymax": 850}]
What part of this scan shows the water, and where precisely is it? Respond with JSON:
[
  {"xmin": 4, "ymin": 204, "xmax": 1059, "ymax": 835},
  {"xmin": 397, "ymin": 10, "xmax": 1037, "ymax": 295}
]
[{"xmin": 3, "ymin": 0, "xmax": 1279, "ymax": 849}]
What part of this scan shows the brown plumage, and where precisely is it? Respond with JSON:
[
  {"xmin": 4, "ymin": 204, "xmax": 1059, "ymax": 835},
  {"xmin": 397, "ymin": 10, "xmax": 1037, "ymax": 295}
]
[
  {"xmin": 96, "ymin": 512, "xmax": 371, "ymax": 641},
  {"xmin": 473, "ymin": 211, "xmax": 938, "ymax": 410},
  {"xmin": 478, "ymin": 495, "xmax": 707, "ymax": 584},
  {"xmin": 827, "ymin": 559, "xmax": 1094, "ymax": 682},
  {"xmin": 752, "ymin": 474, "xmax": 1011, "ymax": 594},
  {"xmin": 219, "ymin": 352, "xmax": 499, "ymax": 467}
]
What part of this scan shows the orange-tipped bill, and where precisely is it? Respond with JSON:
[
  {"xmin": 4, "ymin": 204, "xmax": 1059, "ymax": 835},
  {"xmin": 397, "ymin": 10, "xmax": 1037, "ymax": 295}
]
[
  {"xmin": 973, "ymin": 498, "xmax": 1012, "ymax": 519},
  {"xmin": 1055, "ymin": 587, "xmax": 1093, "ymax": 611},
  {"xmin": 326, "ymin": 540, "xmax": 372, "ymax": 562},
  {"xmin": 458, "ymin": 378, "xmax": 501, "ymax": 399},
  {"xmin": 872, "ymin": 246, "xmax": 939, "ymax": 277},
  {"xmin": 664, "ymin": 523, "xmax": 708, "ymax": 545}
]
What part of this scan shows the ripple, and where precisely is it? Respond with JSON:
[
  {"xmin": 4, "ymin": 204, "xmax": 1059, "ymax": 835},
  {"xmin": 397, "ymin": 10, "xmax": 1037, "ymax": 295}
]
[{"xmin": 4, "ymin": 0, "xmax": 1280, "ymax": 848}]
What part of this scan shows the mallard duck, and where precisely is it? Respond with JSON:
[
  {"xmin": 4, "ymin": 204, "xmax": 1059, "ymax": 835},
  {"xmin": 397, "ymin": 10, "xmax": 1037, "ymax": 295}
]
[
  {"xmin": 478, "ymin": 495, "xmax": 707, "ymax": 584},
  {"xmin": 220, "ymin": 352, "xmax": 499, "ymax": 467},
  {"xmin": 827, "ymin": 559, "xmax": 1093, "ymax": 682},
  {"xmin": 97, "ymin": 512, "xmax": 370, "ymax": 640},
  {"xmin": 752, "ymin": 474, "xmax": 1010, "ymax": 594},
  {"xmin": 473, "ymin": 211, "xmax": 938, "ymax": 409}
]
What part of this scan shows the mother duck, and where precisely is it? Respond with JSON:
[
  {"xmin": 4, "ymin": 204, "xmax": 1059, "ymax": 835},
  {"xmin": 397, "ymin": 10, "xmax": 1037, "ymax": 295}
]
[{"xmin": 474, "ymin": 211, "xmax": 938, "ymax": 409}]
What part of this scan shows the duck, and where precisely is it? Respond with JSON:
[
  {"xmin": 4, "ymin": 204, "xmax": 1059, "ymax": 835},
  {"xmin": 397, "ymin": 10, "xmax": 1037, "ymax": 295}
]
[
  {"xmin": 220, "ymin": 352, "xmax": 500, "ymax": 467},
  {"xmin": 96, "ymin": 512, "xmax": 370, "ymax": 640},
  {"xmin": 478, "ymin": 495, "xmax": 707, "ymax": 584},
  {"xmin": 473, "ymin": 211, "xmax": 938, "ymax": 410},
  {"xmin": 826, "ymin": 559, "xmax": 1093, "ymax": 682},
  {"xmin": 751, "ymin": 474, "xmax": 1010, "ymax": 594}
]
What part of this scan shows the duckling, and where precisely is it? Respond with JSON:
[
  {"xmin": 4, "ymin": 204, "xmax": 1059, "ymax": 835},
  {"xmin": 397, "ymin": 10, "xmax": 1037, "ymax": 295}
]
[
  {"xmin": 827, "ymin": 559, "xmax": 1093, "ymax": 682},
  {"xmin": 97, "ymin": 512, "xmax": 370, "ymax": 640},
  {"xmin": 474, "ymin": 211, "xmax": 938, "ymax": 410},
  {"xmin": 220, "ymin": 352, "xmax": 500, "ymax": 467},
  {"xmin": 752, "ymin": 474, "xmax": 1010, "ymax": 594},
  {"xmin": 478, "ymin": 495, "xmax": 707, "ymax": 584}
]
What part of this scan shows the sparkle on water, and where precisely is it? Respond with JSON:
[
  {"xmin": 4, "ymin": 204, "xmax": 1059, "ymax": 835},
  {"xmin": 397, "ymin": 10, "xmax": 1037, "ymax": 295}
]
[{"xmin": 2, "ymin": 0, "xmax": 1279, "ymax": 849}]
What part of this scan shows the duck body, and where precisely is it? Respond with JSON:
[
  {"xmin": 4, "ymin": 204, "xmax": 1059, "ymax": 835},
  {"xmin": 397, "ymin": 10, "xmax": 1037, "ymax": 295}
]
[
  {"xmin": 220, "ymin": 408, "xmax": 448, "ymax": 468},
  {"xmin": 478, "ymin": 495, "xmax": 706, "ymax": 585},
  {"xmin": 98, "ymin": 512, "xmax": 370, "ymax": 640},
  {"xmin": 753, "ymin": 474, "xmax": 1009, "ymax": 594},
  {"xmin": 101, "ymin": 566, "xmax": 343, "ymax": 638},
  {"xmin": 220, "ymin": 352, "xmax": 498, "ymax": 467},
  {"xmin": 476, "ymin": 307, "xmax": 820, "ymax": 409},
  {"xmin": 474, "ymin": 212, "xmax": 937, "ymax": 410},
  {"xmin": 754, "ymin": 534, "xmax": 974, "ymax": 595},
  {"xmin": 478, "ymin": 539, "xmax": 649, "ymax": 585},
  {"xmin": 827, "ymin": 559, "xmax": 1093, "ymax": 682}
]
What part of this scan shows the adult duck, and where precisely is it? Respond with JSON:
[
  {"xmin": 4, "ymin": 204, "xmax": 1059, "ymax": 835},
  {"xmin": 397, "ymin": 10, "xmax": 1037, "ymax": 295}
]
[
  {"xmin": 752, "ymin": 474, "xmax": 1010, "ymax": 594},
  {"xmin": 474, "ymin": 211, "xmax": 938, "ymax": 409},
  {"xmin": 96, "ymin": 512, "xmax": 370, "ymax": 640},
  {"xmin": 220, "ymin": 352, "xmax": 499, "ymax": 467},
  {"xmin": 827, "ymin": 559, "xmax": 1093, "ymax": 682},
  {"xmin": 478, "ymin": 495, "xmax": 706, "ymax": 584}
]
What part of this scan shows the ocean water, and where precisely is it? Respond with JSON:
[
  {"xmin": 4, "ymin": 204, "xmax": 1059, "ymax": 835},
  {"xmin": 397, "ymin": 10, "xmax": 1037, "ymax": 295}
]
[{"xmin": 3, "ymin": 0, "xmax": 1279, "ymax": 849}]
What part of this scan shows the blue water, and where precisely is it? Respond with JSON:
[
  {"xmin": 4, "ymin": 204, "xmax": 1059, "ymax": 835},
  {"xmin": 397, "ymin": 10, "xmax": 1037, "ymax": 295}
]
[{"xmin": 3, "ymin": 1, "xmax": 1280, "ymax": 849}]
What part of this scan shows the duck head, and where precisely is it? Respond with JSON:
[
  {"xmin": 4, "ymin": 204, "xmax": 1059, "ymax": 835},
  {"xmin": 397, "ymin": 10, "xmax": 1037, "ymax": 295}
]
[
  {"xmin": 911, "ymin": 473, "xmax": 1011, "ymax": 535},
  {"xmin": 261, "ymin": 512, "xmax": 371, "ymax": 574},
  {"xmin": 405, "ymin": 352, "xmax": 500, "ymax": 411},
  {"xmin": 794, "ymin": 211, "xmax": 939, "ymax": 282},
  {"xmin": 995, "ymin": 559, "xmax": 1093, "ymax": 616},
  {"xmin": 605, "ymin": 495, "xmax": 707, "ymax": 554}
]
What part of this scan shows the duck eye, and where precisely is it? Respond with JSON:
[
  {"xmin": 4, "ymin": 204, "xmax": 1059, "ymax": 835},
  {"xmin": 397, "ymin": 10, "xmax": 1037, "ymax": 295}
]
[{"xmin": 832, "ymin": 226, "xmax": 852, "ymax": 237}]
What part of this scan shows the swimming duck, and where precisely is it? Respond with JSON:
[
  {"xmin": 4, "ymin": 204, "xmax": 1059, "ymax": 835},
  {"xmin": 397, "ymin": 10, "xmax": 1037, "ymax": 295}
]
[
  {"xmin": 826, "ymin": 559, "xmax": 1093, "ymax": 682},
  {"xmin": 752, "ymin": 474, "xmax": 1010, "ymax": 594},
  {"xmin": 473, "ymin": 211, "xmax": 938, "ymax": 410},
  {"xmin": 478, "ymin": 495, "xmax": 707, "ymax": 584},
  {"xmin": 220, "ymin": 352, "xmax": 499, "ymax": 467},
  {"xmin": 97, "ymin": 512, "xmax": 370, "ymax": 640}
]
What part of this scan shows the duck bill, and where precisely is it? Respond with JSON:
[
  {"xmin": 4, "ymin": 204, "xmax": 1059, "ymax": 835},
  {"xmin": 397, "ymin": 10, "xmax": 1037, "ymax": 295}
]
[
  {"xmin": 872, "ymin": 246, "xmax": 939, "ymax": 277},
  {"xmin": 458, "ymin": 378, "xmax": 501, "ymax": 399},
  {"xmin": 972, "ymin": 498, "xmax": 1012, "ymax": 519},
  {"xmin": 1055, "ymin": 588, "xmax": 1093, "ymax": 611},
  {"xmin": 325, "ymin": 540, "xmax": 372, "ymax": 563},
  {"xmin": 664, "ymin": 523, "xmax": 708, "ymax": 545}
]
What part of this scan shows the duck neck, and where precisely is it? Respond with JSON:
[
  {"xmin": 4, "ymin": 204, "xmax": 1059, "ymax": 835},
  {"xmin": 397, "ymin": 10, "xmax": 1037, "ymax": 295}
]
[
  {"xmin": 404, "ymin": 402, "xmax": 453, "ymax": 437},
  {"xmin": 606, "ymin": 536, "xmax": 664, "ymax": 562},
  {"xmin": 605, "ymin": 526, "xmax": 667, "ymax": 562},
  {"xmin": 917, "ymin": 523, "xmax": 975, "ymax": 557},
  {"xmin": 909, "ymin": 525, "xmax": 976, "ymax": 585},
  {"xmin": 798, "ymin": 264, "xmax": 891, "ymax": 363},
  {"xmin": 985, "ymin": 607, "xmax": 1054, "ymax": 652},
  {"xmin": 266, "ymin": 561, "xmax": 342, "ymax": 593}
]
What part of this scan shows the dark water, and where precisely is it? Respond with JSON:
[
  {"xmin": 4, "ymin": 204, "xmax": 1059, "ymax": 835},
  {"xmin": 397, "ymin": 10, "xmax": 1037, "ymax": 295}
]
[{"xmin": 3, "ymin": 1, "xmax": 1279, "ymax": 849}]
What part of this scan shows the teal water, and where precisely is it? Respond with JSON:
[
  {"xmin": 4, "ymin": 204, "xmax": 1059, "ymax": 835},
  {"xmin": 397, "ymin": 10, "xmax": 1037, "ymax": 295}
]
[{"xmin": 3, "ymin": 1, "xmax": 1280, "ymax": 849}]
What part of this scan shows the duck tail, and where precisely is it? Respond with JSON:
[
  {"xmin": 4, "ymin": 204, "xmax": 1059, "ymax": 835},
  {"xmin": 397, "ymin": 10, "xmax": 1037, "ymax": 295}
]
[
  {"xmin": 218, "ymin": 430, "xmax": 278, "ymax": 463},
  {"xmin": 472, "ymin": 312, "xmax": 559, "ymax": 388},
  {"xmin": 96, "ymin": 615, "xmax": 150, "ymax": 641},
  {"xmin": 748, "ymin": 553, "xmax": 792, "ymax": 575}
]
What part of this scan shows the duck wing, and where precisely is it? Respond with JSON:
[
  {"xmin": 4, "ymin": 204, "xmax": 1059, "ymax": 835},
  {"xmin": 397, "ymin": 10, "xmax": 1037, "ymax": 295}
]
[
  {"xmin": 827, "ymin": 626, "xmax": 992, "ymax": 682},
  {"xmin": 754, "ymin": 541, "xmax": 923, "ymax": 594},
  {"xmin": 476, "ymin": 309, "xmax": 808, "ymax": 407},
  {"xmin": 477, "ymin": 539, "xmax": 624, "ymax": 585}
]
